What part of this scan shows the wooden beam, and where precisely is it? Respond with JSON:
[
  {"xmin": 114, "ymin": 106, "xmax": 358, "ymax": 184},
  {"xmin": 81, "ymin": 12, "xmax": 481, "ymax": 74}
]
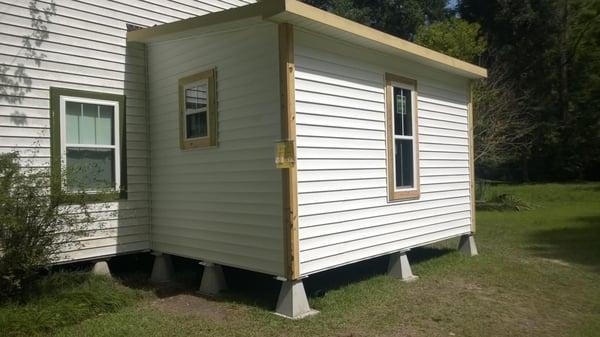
[{"xmin": 278, "ymin": 23, "xmax": 300, "ymax": 280}]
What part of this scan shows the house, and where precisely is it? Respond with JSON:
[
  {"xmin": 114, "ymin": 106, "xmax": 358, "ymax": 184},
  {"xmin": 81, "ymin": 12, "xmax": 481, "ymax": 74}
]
[{"xmin": 1, "ymin": 0, "xmax": 486, "ymax": 318}]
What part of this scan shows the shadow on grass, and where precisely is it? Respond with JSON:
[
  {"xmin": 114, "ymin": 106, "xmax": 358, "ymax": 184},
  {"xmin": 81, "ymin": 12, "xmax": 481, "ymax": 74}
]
[
  {"xmin": 104, "ymin": 246, "xmax": 456, "ymax": 311},
  {"xmin": 91, "ymin": 244, "xmax": 457, "ymax": 313},
  {"xmin": 529, "ymin": 215, "xmax": 600, "ymax": 273}
]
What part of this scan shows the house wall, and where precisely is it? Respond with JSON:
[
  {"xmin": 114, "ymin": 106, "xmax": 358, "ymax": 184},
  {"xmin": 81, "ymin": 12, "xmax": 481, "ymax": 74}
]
[
  {"xmin": 293, "ymin": 29, "xmax": 474, "ymax": 276},
  {"xmin": 146, "ymin": 21, "xmax": 284, "ymax": 276},
  {"xmin": 0, "ymin": 0, "xmax": 255, "ymax": 262}
]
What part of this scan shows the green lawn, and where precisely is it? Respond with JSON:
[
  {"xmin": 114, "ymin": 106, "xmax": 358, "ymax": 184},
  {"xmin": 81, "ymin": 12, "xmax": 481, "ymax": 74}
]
[{"xmin": 2, "ymin": 183, "xmax": 600, "ymax": 337}]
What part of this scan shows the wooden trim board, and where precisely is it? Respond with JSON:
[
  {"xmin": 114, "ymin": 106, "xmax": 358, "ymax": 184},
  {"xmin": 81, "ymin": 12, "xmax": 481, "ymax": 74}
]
[
  {"xmin": 384, "ymin": 73, "xmax": 421, "ymax": 202},
  {"xmin": 278, "ymin": 23, "xmax": 300, "ymax": 280},
  {"xmin": 49, "ymin": 87, "xmax": 127, "ymax": 202},
  {"xmin": 127, "ymin": 0, "xmax": 487, "ymax": 80},
  {"xmin": 468, "ymin": 82, "xmax": 476, "ymax": 233},
  {"xmin": 178, "ymin": 68, "xmax": 218, "ymax": 150}
]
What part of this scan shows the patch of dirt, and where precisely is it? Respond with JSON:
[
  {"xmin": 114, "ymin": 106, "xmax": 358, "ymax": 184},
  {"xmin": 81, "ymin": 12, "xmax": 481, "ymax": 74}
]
[{"xmin": 150, "ymin": 294, "xmax": 236, "ymax": 321}]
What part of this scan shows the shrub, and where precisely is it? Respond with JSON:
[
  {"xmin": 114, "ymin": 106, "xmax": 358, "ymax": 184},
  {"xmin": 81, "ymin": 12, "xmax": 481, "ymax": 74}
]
[
  {"xmin": 0, "ymin": 152, "xmax": 96, "ymax": 299},
  {"xmin": 475, "ymin": 180, "xmax": 533, "ymax": 211}
]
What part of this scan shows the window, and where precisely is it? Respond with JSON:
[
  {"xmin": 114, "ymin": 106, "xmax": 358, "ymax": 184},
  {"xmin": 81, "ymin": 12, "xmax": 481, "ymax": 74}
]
[
  {"xmin": 179, "ymin": 68, "xmax": 217, "ymax": 149},
  {"xmin": 385, "ymin": 73, "xmax": 420, "ymax": 200},
  {"xmin": 50, "ymin": 88, "xmax": 126, "ymax": 199}
]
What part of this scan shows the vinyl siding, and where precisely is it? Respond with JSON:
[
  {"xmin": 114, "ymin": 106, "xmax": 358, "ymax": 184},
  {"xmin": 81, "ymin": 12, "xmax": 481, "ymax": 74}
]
[
  {"xmin": 0, "ymin": 0, "xmax": 255, "ymax": 262},
  {"xmin": 294, "ymin": 29, "xmax": 473, "ymax": 276},
  {"xmin": 147, "ymin": 21, "xmax": 284, "ymax": 276}
]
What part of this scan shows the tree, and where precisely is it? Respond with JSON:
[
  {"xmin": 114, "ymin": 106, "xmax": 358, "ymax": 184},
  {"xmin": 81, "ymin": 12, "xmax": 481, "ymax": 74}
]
[
  {"xmin": 459, "ymin": 0, "xmax": 600, "ymax": 181},
  {"xmin": 415, "ymin": 18, "xmax": 532, "ymax": 172},
  {"xmin": 302, "ymin": 0, "xmax": 453, "ymax": 40},
  {"xmin": 415, "ymin": 17, "xmax": 486, "ymax": 63}
]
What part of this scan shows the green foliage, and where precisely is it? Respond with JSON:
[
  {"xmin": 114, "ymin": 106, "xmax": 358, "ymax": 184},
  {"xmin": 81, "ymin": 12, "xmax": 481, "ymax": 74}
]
[
  {"xmin": 0, "ymin": 152, "xmax": 97, "ymax": 299},
  {"xmin": 302, "ymin": 0, "xmax": 453, "ymax": 40},
  {"xmin": 459, "ymin": 0, "xmax": 600, "ymax": 181},
  {"xmin": 415, "ymin": 17, "xmax": 486, "ymax": 63},
  {"xmin": 475, "ymin": 180, "xmax": 533, "ymax": 211},
  {"xmin": 0, "ymin": 272, "xmax": 142, "ymax": 337}
]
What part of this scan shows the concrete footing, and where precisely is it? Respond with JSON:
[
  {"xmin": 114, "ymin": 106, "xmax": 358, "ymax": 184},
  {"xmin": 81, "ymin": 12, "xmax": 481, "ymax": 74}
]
[
  {"xmin": 458, "ymin": 234, "xmax": 479, "ymax": 256},
  {"xmin": 275, "ymin": 279, "xmax": 318, "ymax": 319},
  {"xmin": 198, "ymin": 262, "xmax": 227, "ymax": 296},
  {"xmin": 150, "ymin": 252, "xmax": 174, "ymax": 283},
  {"xmin": 388, "ymin": 251, "xmax": 418, "ymax": 282},
  {"xmin": 91, "ymin": 260, "xmax": 111, "ymax": 277}
]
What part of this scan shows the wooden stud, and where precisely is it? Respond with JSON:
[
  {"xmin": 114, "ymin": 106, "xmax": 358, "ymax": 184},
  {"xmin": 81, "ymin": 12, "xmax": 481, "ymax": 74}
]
[
  {"xmin": 384, "ymin": 73, "xmax": 421, "ymax": 202},
  {"xmin": 278, "ymin": 23, "xmax": 300, "ymax": 280}
]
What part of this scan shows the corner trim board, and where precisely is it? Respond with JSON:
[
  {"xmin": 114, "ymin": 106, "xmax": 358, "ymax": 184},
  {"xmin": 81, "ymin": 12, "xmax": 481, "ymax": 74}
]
[
  {"xmin": 468, "ymin": 82, "xmax": 476, "ymax": 233},
  {"xmin": 384, "ymin": 73, "xmax": 421, "ymax": 202},
  {"xmin": 279, "ymin": 23, "xmax": 300, "ymax": 280}
]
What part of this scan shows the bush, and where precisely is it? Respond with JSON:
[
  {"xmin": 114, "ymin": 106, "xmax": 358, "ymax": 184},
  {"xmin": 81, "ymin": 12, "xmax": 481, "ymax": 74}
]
[
  {"xmin": 0, "ymin": 152, "xmax": 95, "ymax": 299},
  {"xmin": 475, "ymin": 180, "xmax": 533, "ymax": 211}
]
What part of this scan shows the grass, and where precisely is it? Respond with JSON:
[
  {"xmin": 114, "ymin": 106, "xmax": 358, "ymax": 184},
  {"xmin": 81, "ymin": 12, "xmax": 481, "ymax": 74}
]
[
  {"xmin": 1, "ymin": 183, "xmax": 599, "ymax": 337},
  {"xmin": 0, "ymin": 272, "xmax": 144, "ymax": 337}
]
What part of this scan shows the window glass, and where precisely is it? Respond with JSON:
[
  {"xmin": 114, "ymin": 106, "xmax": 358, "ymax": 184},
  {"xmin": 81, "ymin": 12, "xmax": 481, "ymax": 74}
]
[
  {"xmin": 392, "ymin": 85, "xmax": 415, "ymax": 190},
  {"xmin": 66, "ymin": 148, "xmax": 115, "ymax": 190},
  {"xmin": 394, "ymin": 87, "xmax": 412, "ymax": 136},
  {"xmin": 185, "ymin": 83, "xmax": 208, "ymax": 139},
  {"xmin": 395, "ymin": 139, "xmax": 414, "ymax": 188},
  {"xmin": 65, "ymin": 102, "xmax": 114, "ymax": 145},
  {"xmin": 64, "ymin": 100, "xmax": 117, "ymax": 191}
]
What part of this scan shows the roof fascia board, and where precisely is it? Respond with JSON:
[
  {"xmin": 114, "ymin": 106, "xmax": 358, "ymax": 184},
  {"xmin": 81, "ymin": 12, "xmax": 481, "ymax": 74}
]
[
  {"xmin": 263, "ymin": 0, "xmax": 487, "ymax": 79},
  {"xmin": 126, "ymin": 0, "xmax": 487, "ymax": 79}
]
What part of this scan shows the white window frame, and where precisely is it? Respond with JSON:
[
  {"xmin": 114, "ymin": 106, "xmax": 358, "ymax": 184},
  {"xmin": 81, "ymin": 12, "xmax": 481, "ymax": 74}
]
[
  {"xmin": 182, "ymin": 79, "xmax": 210, "ymax": 141},
  {"xmin": 391, "ymin": 81, "xmax": 418, "ymax": 193},
  {"xmin": 59, "ymin": 95, "xmax": 121, "ymax": 192}
]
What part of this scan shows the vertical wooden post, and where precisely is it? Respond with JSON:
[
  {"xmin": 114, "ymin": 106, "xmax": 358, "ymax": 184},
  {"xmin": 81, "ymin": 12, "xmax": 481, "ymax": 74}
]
[
  {"xmin": 278, "ymin": 23, "xmax": 300, "ymax": 280},
  {"xmin": 468, "ymin": 82, "xmax": 476, "ymax": 233}
]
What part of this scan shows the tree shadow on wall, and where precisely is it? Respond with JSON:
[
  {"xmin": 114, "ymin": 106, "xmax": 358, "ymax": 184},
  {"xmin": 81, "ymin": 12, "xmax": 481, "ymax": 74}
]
[
  {"xmin": 1, "ymin": 0, "xmax": 56, "ymax": 125},
  {"xmin": 529, "ymin": 215, "xmax": 600, "ymax": 273}
]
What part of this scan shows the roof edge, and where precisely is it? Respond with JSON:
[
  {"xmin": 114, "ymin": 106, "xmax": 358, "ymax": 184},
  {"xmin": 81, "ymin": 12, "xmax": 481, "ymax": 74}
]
[
  {"xmin": 265, "ymin": 0, "xmax": 487, "ymax": 79},
  {"xmin": 127, "ymin": 0, "xmax": 487, "ymax": 79},
  {"xmin": 127, "ymin": 2, "xmax": 264, "ymax": 42}
]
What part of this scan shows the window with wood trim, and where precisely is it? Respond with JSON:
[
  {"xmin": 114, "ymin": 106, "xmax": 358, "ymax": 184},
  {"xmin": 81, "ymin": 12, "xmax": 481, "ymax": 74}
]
[
  {"xmin": 50, "ymin": 87, "xmax": 127, "ymax": 200},
  {"xmin": 179, "ymin": 69, "xmax": 217, "ymax": 149},
  {"xmin": 385, "ymin": 73, "xmax": 420, "ymax": 201}
]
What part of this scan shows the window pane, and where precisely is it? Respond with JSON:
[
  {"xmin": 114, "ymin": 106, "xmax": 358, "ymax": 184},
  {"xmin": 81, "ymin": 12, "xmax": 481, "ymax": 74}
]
[
  {"xmin": 65, "ymin": 102, "xmax": 115, "ymax": 145},
  {"xmin": 80, "ymin": 103, "xmax": 97, "ymax": 144},
  {"xmin": 186, "ymin": 111, "xmax": 208, "ymax": 138},
  {"xmin": 185, "ymin": 83, "xmax": 208, "ymax": 139},
  {"xmin": 66, "ymin": 102, "xmax": 81, "ymax": 144},
  {"xmin": 97, "ymin": 105, "xmax": 114, "ymax": 145},
  {"xmin": 395, "ymin": 139, "xmax": 414, "ymax": 189},
  {"xmin": 393, "ymin": 87, "xmax": 412, "ymax": 136},
  {"xmin": 66, "ymin": 147, "xmax": 115, "ymax": 190}
]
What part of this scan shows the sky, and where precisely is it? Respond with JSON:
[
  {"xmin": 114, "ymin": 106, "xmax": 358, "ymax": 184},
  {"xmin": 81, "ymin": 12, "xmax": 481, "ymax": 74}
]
[{"xmin": 447, "ymin": 0, "xmax": 458, "ymax": 9}]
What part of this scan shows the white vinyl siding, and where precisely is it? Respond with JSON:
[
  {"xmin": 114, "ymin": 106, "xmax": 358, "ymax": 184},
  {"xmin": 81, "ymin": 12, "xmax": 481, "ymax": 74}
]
[
  {"xmin": 294, "ymin": 29, "xmax": 474, "ymax": 276},
  {"xmin": 0, "ymin": 0, "xmax": 255, "ymax": 262},
  {"xmin": 146, "ymin": 21, "xmax": 284, "ymax": 276}
]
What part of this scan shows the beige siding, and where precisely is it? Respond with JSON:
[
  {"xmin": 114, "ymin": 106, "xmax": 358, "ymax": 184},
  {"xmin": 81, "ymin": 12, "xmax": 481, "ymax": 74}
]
[
  {"xmin": 0, "ymin": 0, "xmax": 255, "ymax": 262},
  {"xmin": 294, "ymin": 29, "xmax": 474, "ymax": 276},
  {"xmin": 147, "ymin": 21, "xmax": 284, "ymax": 276}
]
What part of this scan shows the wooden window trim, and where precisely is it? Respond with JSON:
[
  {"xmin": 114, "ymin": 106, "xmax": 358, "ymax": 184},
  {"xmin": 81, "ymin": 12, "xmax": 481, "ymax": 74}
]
[
  {"xmin": 385, "ymin": 73, "xmax": 420, "ymax": 201},
  {"xmin": 50, "ymin": 87, "xmax": 127, "ymax": 203},
  {"xmin": 178, "ymin": 68, "xmax": 217, "ymax": 150}
]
